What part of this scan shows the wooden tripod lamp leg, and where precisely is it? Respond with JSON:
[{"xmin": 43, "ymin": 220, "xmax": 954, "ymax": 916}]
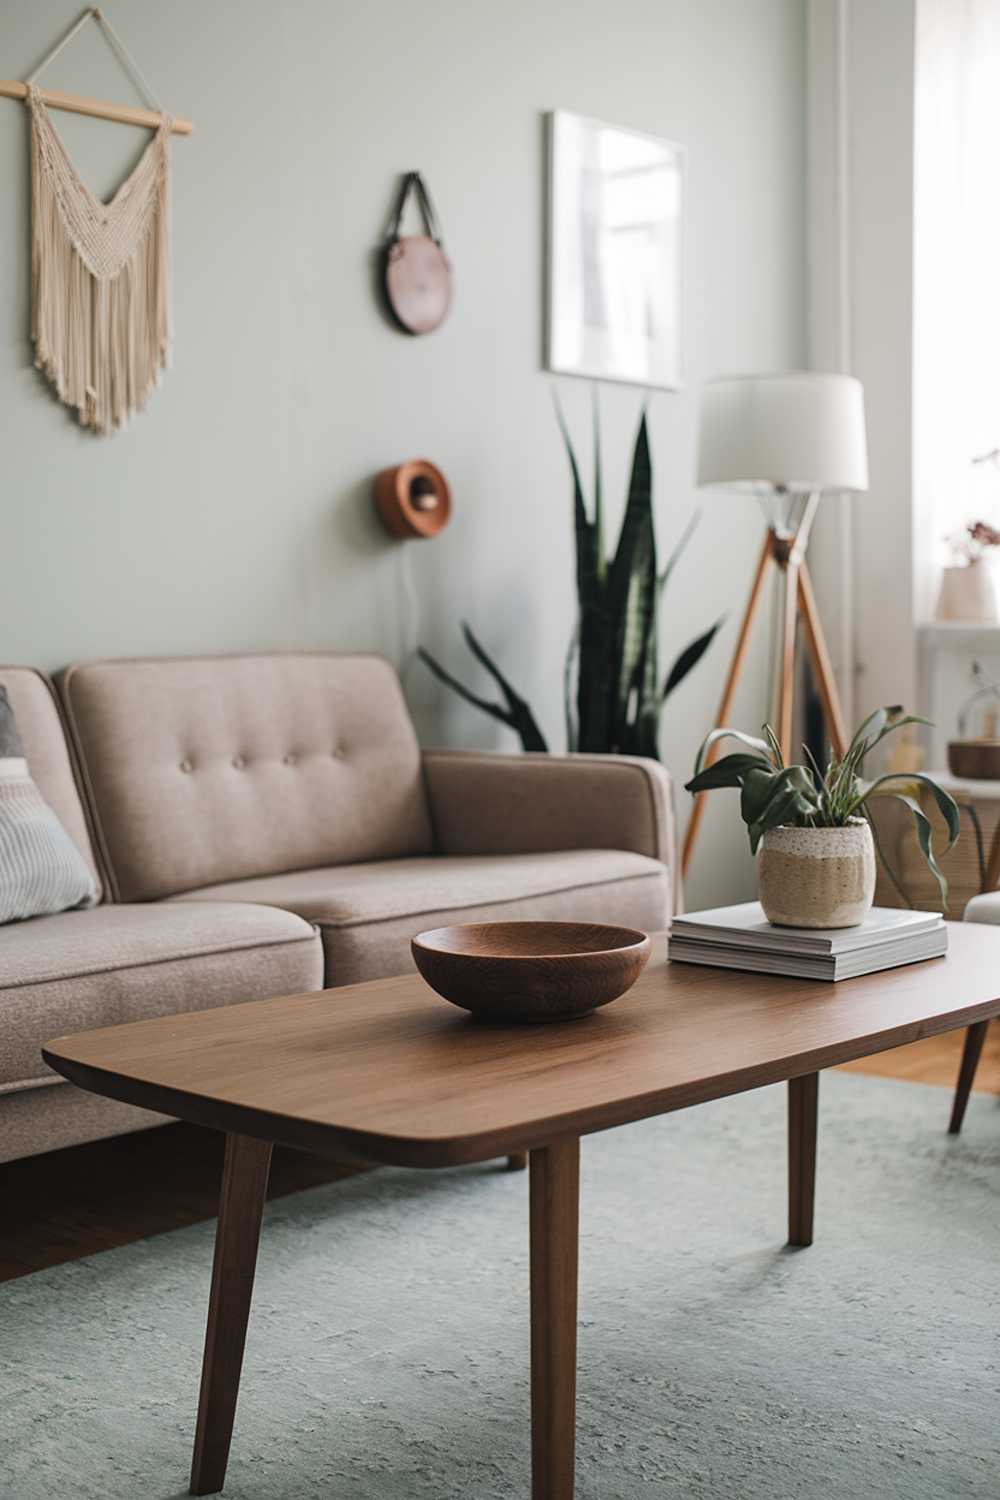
[
  {"xmin": 776, "ymin": 557, "xmax": 801, "ymax": 763},
  {"xmin": 681, "ymin": 531, "xmax": 775, "ymax": 878},
  {"xmin": 797, "ymin": 562, "xmax": 849, "ymax": 758}
]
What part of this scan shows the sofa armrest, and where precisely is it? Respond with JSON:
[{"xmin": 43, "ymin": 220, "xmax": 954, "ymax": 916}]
[{"xmin": 422, "ymin": 750, "xmax": 681, "ymax": 914}]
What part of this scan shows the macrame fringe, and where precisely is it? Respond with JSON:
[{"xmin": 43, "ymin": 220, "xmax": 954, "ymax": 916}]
[{"xmin": 28, "ymin": 88, "xmax": 172, "ymax": 435}]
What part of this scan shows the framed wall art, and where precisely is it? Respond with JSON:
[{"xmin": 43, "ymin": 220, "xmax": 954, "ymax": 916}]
[{"xmin": 546, "ymin": 110, "xmax": 684, "ymax": 390}]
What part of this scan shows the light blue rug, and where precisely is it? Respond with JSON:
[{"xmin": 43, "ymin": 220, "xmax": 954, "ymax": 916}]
[{"xmin": 1, "ymin": 1071, "xmax": 998, "ymax": 1499}]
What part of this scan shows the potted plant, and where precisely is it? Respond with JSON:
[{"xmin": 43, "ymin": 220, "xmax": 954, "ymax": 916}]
[
  {"xmin": 418, "ymin": 401, "xmax": 724, "ymax": 757},
  {"xmin": 685, "ymin": 707, "xmax": 960, "ymax": 928}
]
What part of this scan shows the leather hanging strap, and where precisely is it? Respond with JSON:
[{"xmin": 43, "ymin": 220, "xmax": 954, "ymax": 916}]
[{"xmin": 386, "ymin": 171, "xmax": 445, "ymax": 248}]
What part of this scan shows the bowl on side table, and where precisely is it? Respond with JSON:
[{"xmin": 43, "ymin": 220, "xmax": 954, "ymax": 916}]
[{"xmin": 412, "ymin": 920, "xmax": 652, "ymax": 1023}]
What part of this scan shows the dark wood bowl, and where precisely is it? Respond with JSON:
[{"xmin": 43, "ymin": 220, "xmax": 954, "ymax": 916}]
[
  {"xmin": 411, "ymin": 920, "xmax": 652, "ymax": 1023},
  {"xmin": 948, "ymin": 739, "xmax": 1000, "ymax": 780}
]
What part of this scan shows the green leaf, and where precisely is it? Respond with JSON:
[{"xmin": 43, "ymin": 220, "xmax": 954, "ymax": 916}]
[
  {"xmin": 612, "ymin": 508, "xmax": 657, "ymax": 746},
  {"xmin": 693, "ymin": 727, "xmax": 774, "ymax": 777},
  {"xmin": 662, "ymin": 616, "xmax": 726, "ymax": 700},
  {"xmin": 553, "ymin": 391, "xmax": 599, "ymax": 608},
  {"xmin": 865, "ymin": 713, "xmax": 931, "ymax": 756},
  {"xmin": 418, "ymin": 628, "xmax": 549, "ymax": 753},
  {"xmin": 747, "ymin": 783, "xmax": 817, "ymax": 854},
  {"xmin": 886, "ymin": 792, "xmax": 949, "ymax": 905},
  {"xmin": 659, "ymin": 509, "xmax": 699, "ymax": 591},
  {"xmin": 685, "ymin": 752, "xmax": 772, "ymax": 794},
  {"xmin": 563, "ymin": 402, "xmax": 718, "ymax": 755},
  {"xmin": 591, "ymin": 385, "xmax": 605, "ymax": 587},
  {"xmin": 563, "ymin": 627, "xmax": 579, "ymax": 752},
  {"xmin": 607, "ymin": 411, "xmax": 653, "ymax": 609},
  {"xmin": 857, "ymin": 773, "xmax": 961, "ymax": 851},
  {"xmin": 863, "ymin": 805, "xmax": 914, "ymax": 909},
  {"xmin": 847, "ymin": 705, "xmax": 900, "ymax": 760},
  {"xmin": 740, "ymin": 766, "xmax": 781, "ymax": 828},
  {"xmin": 605, "ymin": 411, "xmax": 657, "ymax": 750},
  {"xmin": 417, "ymin": 647, "xmax": 507, "ymax": 723},
  {"xmin": 762, "ymin": 723, "xmax": 785, "ymax": 770},
  {"xmin": 740, "ymin": 765, "xmax": 817, "ymax": 835}
]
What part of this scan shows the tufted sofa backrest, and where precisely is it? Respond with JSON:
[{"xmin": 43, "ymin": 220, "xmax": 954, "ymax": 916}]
[
  {"xmin": 0, "ymin": 666, "xmax": 103, "ymax": 897},
  {"xmin": 59, "ymin": 654, "xmax": 433, "ymax": 901}
]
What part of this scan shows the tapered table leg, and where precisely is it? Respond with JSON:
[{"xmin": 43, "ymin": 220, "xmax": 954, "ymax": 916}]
[
  {"xmin": 530, "ymin": 1137, "xmax": 580, "ymax": 1500},
  {"xmin": 788, "ymin": 1073, "xmax": 819, "ymax": 1248},
  {"xmin": 949, "ymin": 1021, "xmax": 989, "ymax": 1135},
  {"xmin": 190, "ymin": 1133, "xmax": 273, "ymax": 1496}
]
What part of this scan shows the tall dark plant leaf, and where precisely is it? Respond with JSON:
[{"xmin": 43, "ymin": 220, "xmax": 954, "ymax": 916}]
[
  {"xmin": 662, "ymin": 616, "xmax": 727, "ymax": 700},
  {"xmin": 608, "ymin": 413, "xmax": 654, "ymax": 713},
  {"xmin": 421, "ymin": 392, "xmax": 721, "ymax": 759},
  {"xmin": 418, "ymin": 623, "xmax": 548, "ymax": 752},
  {"xmin": 554, "ymin": 392, "xmax": 599, "ymax": 610},
  {"xmin": 659, "ymin": 509, "xmax": 699, "ymax": 591}
]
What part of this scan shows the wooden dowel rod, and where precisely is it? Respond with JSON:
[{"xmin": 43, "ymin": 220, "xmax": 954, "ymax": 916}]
[{"xmin": 0, "ymin": 80, "xmax": 193, "ymax": 135}]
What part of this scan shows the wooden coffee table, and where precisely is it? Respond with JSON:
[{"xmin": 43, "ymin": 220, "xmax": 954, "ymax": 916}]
[{"xmin": 43, "ymin": 924, "xmax": 1000, "ymax": 1500}]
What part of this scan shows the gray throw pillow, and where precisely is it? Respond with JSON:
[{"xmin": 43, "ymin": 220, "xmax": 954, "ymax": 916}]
[{"xmin": 0, "ymin": 686, "xmax": 97, "ymax": 923}]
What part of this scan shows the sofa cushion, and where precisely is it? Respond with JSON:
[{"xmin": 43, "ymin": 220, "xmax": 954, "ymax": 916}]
[
  {"xmin": 174, "ymin": 849, "xmax": 670, "ymax": 985},
  {"xmin": 0, "ymin": 763, "xmax": 98, "ymax": 923},
  {"xmin": 0, "ymin": 667, "xmax": 101, "ymax": 896},
  {"xmin": 0, "ymin": 1082, "xmax": 171, "ymax": 1165},
  {"xmin": 0, "ymin": 901, "xmax": 323, "ymax": 1094},
  {"xmin": 0, "ymin": 686, "xmax": 98, "ymax": 921},
  {"xmin": 59, "ymin": 654, "xmax": 433, "ymax": 901}
]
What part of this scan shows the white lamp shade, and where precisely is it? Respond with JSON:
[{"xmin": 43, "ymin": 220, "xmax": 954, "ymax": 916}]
[{"xmin": 696, "ymin": 373, "xmax": 869, "ymax": 494}]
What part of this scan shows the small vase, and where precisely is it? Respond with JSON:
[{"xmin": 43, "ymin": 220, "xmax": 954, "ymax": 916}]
[
  {"xmin": 757, "ymin": 820, "xmax": 876, "ymax": 929},
  {"xmin": 935, "ymin": 559, "xmax": 998, "ymax": 623}
]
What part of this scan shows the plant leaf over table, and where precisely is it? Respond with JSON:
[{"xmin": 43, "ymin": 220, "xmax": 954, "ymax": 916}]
[
  {"xmin": 685, "ymin": 706, "xmax": 961, "ymax": 904},
  {"xmin": 419, "ymin": 395, "xmax": 725, "ymax": 758}
]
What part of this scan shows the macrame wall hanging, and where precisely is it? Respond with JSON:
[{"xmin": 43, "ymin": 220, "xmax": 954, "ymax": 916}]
[{"xmin": 1, "ymin": 8, "xmax": 193, "ymax": 434}]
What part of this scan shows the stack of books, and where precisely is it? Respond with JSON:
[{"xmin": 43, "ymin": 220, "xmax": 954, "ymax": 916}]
[{"xmin": 668, "ymin": 903, "xmax": 947, "ymax": 981}]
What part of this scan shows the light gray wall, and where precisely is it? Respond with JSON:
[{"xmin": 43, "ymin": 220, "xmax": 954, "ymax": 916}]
[
  {"xmin": 806, "ymin": 0, "xmax": 917, "ymax": 766},
  {"xmin": 0, "ymin": 0, "xmax": 806, "ymax": 908}
]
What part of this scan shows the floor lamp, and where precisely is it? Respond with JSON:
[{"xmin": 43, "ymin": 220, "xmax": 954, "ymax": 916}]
[{"xmin": 681, "ymin": 373, "xmax": 869, "ymax": 879}]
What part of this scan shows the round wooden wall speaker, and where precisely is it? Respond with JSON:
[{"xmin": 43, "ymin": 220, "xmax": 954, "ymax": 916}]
[{"xmin": 373, "ymin": 460, "xmax": 452, "ymax": 540}]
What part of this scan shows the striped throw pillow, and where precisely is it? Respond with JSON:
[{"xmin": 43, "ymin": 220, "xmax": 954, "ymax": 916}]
[{"xmin": 0, "ymin": 687, "xmax": 97, "ymax": 923}]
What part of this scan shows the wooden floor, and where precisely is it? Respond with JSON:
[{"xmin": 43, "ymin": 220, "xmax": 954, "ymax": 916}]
[
  {"xmin": 837, "ymin": 1016, "xmax": 1000, "ymax": 1087},
  {"xmin": 1, "ymin": 1023, "xmax": 997, "ymax": 1284},
  {"xmin": 0, "ymin": 1124, "xmax": 364, "ymax": 1282}
]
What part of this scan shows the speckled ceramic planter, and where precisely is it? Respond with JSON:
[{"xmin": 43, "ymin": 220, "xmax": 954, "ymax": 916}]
[{"xmin": 757, "ymin": 819, "xmax": 876, "ymax": 929}]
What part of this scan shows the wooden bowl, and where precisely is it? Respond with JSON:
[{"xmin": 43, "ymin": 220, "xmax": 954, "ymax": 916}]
[
  {"xmin": 411, "ymin": 920, "xmax": 652, "ymax": 1023},
  {"xmin": 948, "ymin": 739, "xmax": 1000, "ymax": 780}
]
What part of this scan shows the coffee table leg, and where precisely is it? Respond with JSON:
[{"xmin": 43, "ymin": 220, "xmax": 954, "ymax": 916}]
[
  {"xmin": 190, "ymin": 1133, "xmax": 273, "ymax": 1496},
  {"xmin": 949, "ymin": 1021, "xmax": 989, "ymax": 1135},
  {"xmin": 530, "ymin": 1137, "xmax": 580, "ymax": 1500},
  {"xmin": 788, "ymin": 1073, "xmax": 819, "ymax": 1248}
]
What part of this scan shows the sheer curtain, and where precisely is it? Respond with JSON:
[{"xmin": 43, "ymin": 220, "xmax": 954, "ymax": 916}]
[{"xmin": 914, "ymin": 0, "xmax": 1000, "ymax": 619}]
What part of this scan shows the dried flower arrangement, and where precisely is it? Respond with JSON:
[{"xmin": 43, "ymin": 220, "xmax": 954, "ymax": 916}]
[{"xmin": 945, "ymin": 519, "xmax": 1000, "ymax": 566}]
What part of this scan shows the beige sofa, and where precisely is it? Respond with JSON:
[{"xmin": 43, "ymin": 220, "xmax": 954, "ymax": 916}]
[{"xmin": 0, "ymin": 653, "xmax": 677, "ymax": 1164}]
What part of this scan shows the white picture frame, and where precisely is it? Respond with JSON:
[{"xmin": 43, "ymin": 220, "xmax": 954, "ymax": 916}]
[{"xmin": 546, "ymin": 110, "xmax": 685, "ymax": 391}]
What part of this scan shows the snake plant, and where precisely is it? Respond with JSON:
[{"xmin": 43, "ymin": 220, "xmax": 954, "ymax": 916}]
[
  {"xmin": 419, "ymin": 401, "xmax": 723, "ymax": 758},
  {"xmin": 685, "ymin": 707, "xmax": 961, "ymax": 901}
]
